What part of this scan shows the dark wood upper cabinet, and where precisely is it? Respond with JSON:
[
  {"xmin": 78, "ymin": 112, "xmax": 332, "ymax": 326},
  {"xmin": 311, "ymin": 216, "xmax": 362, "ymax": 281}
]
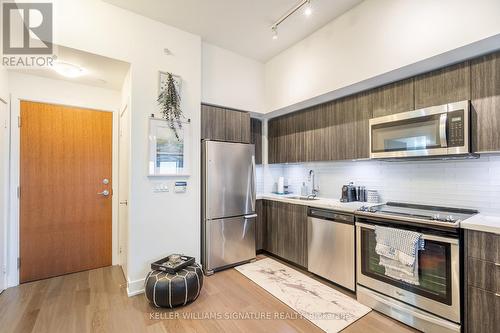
[
  {"xmin": 250, "ymin": 118, "xmax": 263, "ymax": 164},
  {"xmin": 201, "ymin": 104, "xmax": 250, "ymax": 143},
  {"xmin": 268, "ymin": 116, "xmax": 283, "ymax": 164},
  {"xmin": 267, "ymin": 51, "xmax": 500, "ymax": 162},
  {"xmin": 306, "ymin": 104, "xmax": 329, "ymax": 162},
  {"xmin": 414, "ymin": 61, "xmax": 471, "ymax": 109},
  {"xmin": 371, "ymin": 78, "xmax": 414, "ymax": 118},
  {"xmin": 353, "ymin": 93, "xmax": 372, "ymax": 159},
  {"xmin": 471, "ymin": 52, "xmax": 500, "ymax": 153},
  {"xmin": 225, "ymin": 109, "xmax": 250, "ymax": 143},
  {"xmin": 282, "ymin": 114, "xmax": 298, "ymax": 163},
  {"xmin": 201, "ymin": 104, "xmax": 225, "ymax": 141},
  {"xmin": 333, "ymin": 93, "xmax": 371, "ymax": 160},
  {"xmin": 267, "ymin": 92, "xmax": 371, "ymax": 163},
  {"xmin": 268, "ymin": 114, "xmax": 298, "ymax": 164},
  {"xmin": 328, "ymin": 97, "xmax": 356, "ymax": 161},
  {"xmin": 267, "ymin": 118, "xmax": 278, "ymax": 164}
]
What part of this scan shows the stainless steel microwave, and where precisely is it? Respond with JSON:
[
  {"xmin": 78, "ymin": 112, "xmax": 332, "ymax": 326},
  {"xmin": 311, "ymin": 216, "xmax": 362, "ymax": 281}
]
[{"xmin": 369, "ymin": 101, "xmax": 470, "ymax": 159}]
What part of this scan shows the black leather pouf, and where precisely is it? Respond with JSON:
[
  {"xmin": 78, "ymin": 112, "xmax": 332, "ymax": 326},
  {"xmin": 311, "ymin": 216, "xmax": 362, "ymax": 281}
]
[{"xmin": 144, "ymin": 263, "xmax": 203, "ymax": 308}]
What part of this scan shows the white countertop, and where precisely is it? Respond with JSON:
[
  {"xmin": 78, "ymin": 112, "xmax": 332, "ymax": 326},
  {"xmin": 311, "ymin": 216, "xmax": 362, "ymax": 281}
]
[
  {"xmin": 257, "ymin": 193, "xmax": 373, "ymax": 214},
  {"xmin": 258, "ymin": 194, "xmax": 500, "ymax": 234},
  {"xmin": 460, "ymin": 214, "xmax": 500, "ymax": 235}
]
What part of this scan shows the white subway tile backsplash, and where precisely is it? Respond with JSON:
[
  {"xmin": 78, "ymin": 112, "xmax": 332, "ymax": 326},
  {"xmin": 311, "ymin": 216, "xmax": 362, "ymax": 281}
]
[{"xmin": 257, "ymin": 156, "xmax": 500, "ymax": 213}]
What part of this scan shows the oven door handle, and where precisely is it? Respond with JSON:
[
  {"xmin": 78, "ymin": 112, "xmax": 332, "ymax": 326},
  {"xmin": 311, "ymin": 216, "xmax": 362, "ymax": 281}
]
[
  {"xmin": 439, "ymin": 113, "xmax": 448, "ymax": 148},
  {"xmin": 356, "ymin": 222, "xmax": 459, "ymax": 245}
]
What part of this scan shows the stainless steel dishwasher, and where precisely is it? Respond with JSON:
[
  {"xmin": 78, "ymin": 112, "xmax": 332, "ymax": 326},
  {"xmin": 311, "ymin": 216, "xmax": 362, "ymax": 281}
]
[{"xmin": 307, "ymin": 207, "xmax": 355, "ymax": 291}]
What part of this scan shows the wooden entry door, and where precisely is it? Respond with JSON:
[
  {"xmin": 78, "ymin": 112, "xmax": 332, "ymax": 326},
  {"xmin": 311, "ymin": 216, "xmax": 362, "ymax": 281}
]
[{"xmin": 20, "ymin": 101, "xmax": 113, "ymax": 283}]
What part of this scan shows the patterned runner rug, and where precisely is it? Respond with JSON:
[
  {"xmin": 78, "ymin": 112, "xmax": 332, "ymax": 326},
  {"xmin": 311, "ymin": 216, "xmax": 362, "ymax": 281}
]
[{"xmin": 236, "ymin": 258, "xmax": 371, "ymax": 333}]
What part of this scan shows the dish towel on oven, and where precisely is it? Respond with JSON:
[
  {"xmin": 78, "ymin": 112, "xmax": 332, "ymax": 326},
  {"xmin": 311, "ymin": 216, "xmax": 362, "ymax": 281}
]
[{"xmin": 374, "ymin": 226, "xmax": 424, "ymax": 285}]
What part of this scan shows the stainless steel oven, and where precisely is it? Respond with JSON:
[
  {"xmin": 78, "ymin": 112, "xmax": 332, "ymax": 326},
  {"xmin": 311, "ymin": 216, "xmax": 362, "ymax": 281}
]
[
  {"xmin": 369, "ymin": 100, "xmax": 470, "ymax": 159},
  {"xmin": 356, "ymin": 220, "xmax": 461, "ymax": 333}
]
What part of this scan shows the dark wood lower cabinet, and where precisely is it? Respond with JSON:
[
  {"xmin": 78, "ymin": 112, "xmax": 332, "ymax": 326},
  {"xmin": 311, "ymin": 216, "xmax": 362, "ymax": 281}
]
[
  {"xmin": 465, "ymin": 229, "xmax": 500, "ymax": 333},
  {"xmin": 467, "ymin": 286, "xmax": 500, "ymax": 333},
  {"xmin": 467, "ymin": 257, "xmax": 500, "ymax": 292},
  {"xmin": 255, "ymin": 200, "xmax": 265, "ymax": 251},
  {"xmin": 263, "ymin": 200, "xmax": 307, "ymax": 268},
  {"xmin": 467, "ymin": 229, "xmax": 500, "ymax": 262}
]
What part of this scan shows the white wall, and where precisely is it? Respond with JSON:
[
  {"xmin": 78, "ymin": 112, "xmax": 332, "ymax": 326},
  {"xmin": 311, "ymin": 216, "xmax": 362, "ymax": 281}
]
[
  {"xmin": 118, "ymin": 69, "xmax": 131, "ymax": 281},
  {"xmin": 0, "ymin": 62, "xmax": 9, "ymax": 292},
  {"xmin": 8, "ymin": 72, "xmax": 121, "ymax": 110},
  {"xmin": 264, "ymin": 0, "xmax": 500, "ymax": 113},
  {"xmin": 0, "ymin": 90, "xmax": 8, "ymax": 292},
  {"xmin": 0, "ymin": 66, "xmax": 8, "ymax": 102},
  {"xmin": 257, "ymin": 156, "xmax": 500, "ymax": 214},
  {"xmin": 49, "ymin": 0, "xmax": 202, "ymax": 295},
  {"xmin": 202, "ymin": 42, "xmax": 265, "ymax": 113},
  {"xmin": 6, "ymin": 71, "xmax": 121, "ymax": 287}
]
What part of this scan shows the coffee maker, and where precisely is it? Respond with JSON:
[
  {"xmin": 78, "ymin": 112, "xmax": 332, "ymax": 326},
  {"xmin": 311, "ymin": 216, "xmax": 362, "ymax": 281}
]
[{"xmin": 340, "ymin": 182, "xmax": 356, "ymax": 202}]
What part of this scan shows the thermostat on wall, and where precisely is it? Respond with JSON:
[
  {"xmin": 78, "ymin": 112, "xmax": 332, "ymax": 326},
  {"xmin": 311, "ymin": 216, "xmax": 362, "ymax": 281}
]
[{"xmin": 174, "ymin": 181, "xmax": 187, "ymax": 193}]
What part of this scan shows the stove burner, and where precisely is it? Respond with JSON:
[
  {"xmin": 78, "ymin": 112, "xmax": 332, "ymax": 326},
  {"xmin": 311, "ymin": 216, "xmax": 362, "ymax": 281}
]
[{"xmin": 358, "ymin": 202, "xmax": 477, "ymax": 226}]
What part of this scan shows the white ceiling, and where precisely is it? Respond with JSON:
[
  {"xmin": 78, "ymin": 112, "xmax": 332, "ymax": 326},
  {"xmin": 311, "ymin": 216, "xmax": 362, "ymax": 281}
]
[
  {"xmin": 10, "ymin": 45, "xmax": 130, "ymax": 90},
  {"xmin": 103, "ymin": 0, "xmax": 363, "ymax": 61}
]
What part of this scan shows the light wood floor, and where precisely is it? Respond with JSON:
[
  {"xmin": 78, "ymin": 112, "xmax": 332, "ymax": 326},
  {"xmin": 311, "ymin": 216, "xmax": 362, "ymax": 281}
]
[{"xmin": 0, "ymin": 258, "xmax": 418, "ymax": 333}]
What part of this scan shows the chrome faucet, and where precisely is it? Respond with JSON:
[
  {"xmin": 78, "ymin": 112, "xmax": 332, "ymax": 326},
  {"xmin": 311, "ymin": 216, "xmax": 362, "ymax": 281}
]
[{"xmin": 308, "ymin": 170, "xmax": 319, "ymax": 198}]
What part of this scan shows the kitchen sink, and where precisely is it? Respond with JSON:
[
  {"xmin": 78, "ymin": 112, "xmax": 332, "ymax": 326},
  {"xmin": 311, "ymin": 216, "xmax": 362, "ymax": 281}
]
[{"xmin": 287, "ymin": 196, "xmax": 319, "ymax": 201}]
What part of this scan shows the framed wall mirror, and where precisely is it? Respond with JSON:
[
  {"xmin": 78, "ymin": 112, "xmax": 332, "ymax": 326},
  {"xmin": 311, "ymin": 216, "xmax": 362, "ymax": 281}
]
[{"xmin": 148, "ymin": 117, "xmax": 191, "ymax": 177}]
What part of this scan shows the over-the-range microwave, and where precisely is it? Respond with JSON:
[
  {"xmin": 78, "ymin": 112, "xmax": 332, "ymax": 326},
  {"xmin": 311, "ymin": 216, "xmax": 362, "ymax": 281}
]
[{"xmin": 369, "ymin": 100, "xmax": 470, "ymax": 159}]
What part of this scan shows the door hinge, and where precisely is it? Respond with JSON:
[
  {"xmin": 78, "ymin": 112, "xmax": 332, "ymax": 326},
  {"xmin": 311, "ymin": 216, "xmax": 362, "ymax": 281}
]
[
  {"xmin": 18, "ymin": 116, "xmax": 21, "ymax": 127},
  {"xmin": 17, "ymin": 258, "xmax": 20, "ymax": 269},
  {"xmin": 17, "ymin": 186, "xmax": 20, "ymax": 199},
  {"xmin": 2, "ymin": 264, "xmax": 6, "ymax": 274}
]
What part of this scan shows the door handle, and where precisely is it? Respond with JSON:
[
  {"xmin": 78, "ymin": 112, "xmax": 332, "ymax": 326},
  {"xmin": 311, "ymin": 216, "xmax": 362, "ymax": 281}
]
[
  {"xmin": 98, "ymin": 190, "xmax": 110, "ymax": 196},
  {"xmin": 244, "ymin": 214, "xmax": 258, "ymax": 219},
  {"xmin": 439, "ymin": 113, "xmax": 448, "ymax": 148}
]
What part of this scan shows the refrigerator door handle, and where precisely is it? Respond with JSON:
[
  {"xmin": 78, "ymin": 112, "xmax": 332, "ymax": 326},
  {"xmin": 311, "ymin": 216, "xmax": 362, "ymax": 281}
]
[
  {"xmin": 250, "ymin": 155, "xmax": 256, "ymax": 212},
  {"xmin": 244, "ymin": 214, "xmax": 258, "ymax": 219}
]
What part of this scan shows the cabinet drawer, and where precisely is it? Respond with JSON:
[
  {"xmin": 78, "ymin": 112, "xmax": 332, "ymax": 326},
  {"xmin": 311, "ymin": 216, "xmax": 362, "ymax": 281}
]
[
  {"xmin": 467, "ymin": 286, "xmax": 500, "ymax": 333},
  {"xmin": 467, "ymin": 230, "xmax": 500, "ymax": 262},
  {"xmin": 468, "ymin": 257, "xmax": 500, "ymax": 293}
]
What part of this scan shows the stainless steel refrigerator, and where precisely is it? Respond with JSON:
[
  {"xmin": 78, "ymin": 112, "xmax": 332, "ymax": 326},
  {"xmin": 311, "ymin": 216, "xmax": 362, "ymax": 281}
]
[{"xmin": 202, "ymin": 140, "xmax": 256, "ymax": 275}]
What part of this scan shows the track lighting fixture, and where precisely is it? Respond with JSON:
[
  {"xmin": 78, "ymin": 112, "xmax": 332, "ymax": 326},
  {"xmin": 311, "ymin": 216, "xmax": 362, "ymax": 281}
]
[
  {"xmin": 272, "ymin": 26, "xmax": 278, "ymax": 40},
  {"xmin": 270, "ymin": 0, "xmax": 313, "ymax": 39}
]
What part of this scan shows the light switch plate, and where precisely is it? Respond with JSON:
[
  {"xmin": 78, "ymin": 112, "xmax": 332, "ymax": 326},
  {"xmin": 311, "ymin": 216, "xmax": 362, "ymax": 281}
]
[{"xmin": 152, "ymin": 183, "xmax": 169, "ymax": 193}]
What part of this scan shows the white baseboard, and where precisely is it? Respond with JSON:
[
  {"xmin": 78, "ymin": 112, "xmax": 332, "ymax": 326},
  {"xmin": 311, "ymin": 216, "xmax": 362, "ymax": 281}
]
[{"xmin": 127, "ymin": 277, "xmax": 145, "ymax": 297}]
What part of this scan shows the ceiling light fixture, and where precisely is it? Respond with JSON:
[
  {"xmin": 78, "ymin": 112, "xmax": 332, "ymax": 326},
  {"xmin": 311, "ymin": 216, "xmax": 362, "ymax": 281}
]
[
  {"xmin": 304, "ymin": 0, "xmax": 312, "ymax": 16},
  {"xmin": 272, "ymin": 26, "xmax": 278, "ymax": 40},
  {"xmin": 52, "ymin": 61, "xmax": 86, "ymax": 78},
  {"xmin": 271, "ymin": 0, "xmax": 313, "ymax": 39}
]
